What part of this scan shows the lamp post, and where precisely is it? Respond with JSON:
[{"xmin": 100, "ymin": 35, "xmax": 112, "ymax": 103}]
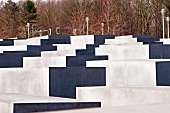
[
  {"xmin": 27, "ymin": 23, "xmax": 30, "ymax": 38},
  {"xmin": 166, "ymin": 17, "xmax": 170, "ymax": 39},
  {"xmin": 161, "ymin": 9, "xmax": 166, "ymax": 39},
  {"xmin": 101, "ymin": 23, "xmax": 104, "ymax": 35},
  {"xmin": 86, "ymin": 17, "xmax": 89, "ymax": 35},
  {"xmin": 73, "ymin": 28, "xmax": 77, "ymax": 35}
]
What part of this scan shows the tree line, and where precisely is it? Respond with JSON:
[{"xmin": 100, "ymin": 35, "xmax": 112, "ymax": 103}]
[{"xmin": 0, "ymin": 0, "xmax": 169, "ymax": 38}]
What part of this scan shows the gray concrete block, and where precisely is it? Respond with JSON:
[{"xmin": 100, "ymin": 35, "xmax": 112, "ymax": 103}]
[
  {"xmin": 105, "ymin": 37, "xmax": 138, "ymax": 44},
  {"xmin": 34, "ymin": 104, "xmax": 170, "ymax": 113},
  {"xmin": 86, "ymin": 60, "xmax": 156, "ymax": 86},
  {"xmin": 0, "ymin": 93, "xmax": 100, "ymax": 113},
  {"xmin": 41, "ymin": 50, "xmax": 76, "ymax": 57},
  {"xmin": 0, "ymin": 46, "xmax": 27, "ymax": 53},
  {"xmin": 14, "ymin": 36, "xmax": 49, "ymax": 46},
  {"xmin": 0, "ymin": 68, "xmax": 49, "ymax": 96},
  {"xmin": 76, "ymin": 86, "xmax": 170, "ymax": 107},
  {"xmin": 95, "ymin": 45, "xmax": 149, "ymax": 60},
  {"xmin": 70, "ymin": 35, "xmax": 94, "ymax": 49},
  {"xmin": 23, "ymin": 56, "xmax": 66, "ymax": 68},
  {"xmin": 52, "ymin": 44, "xmax": 75, "ymax": 50}
]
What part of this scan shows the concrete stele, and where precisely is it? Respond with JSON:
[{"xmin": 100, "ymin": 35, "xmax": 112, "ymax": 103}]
[
  {"xmin": 23, "ymin": 56, "xmax": 66, "ymax": 68},
  {"xmin": 105, "ymin": 37, "xmax": 138, "ymax": 45},
  {"xmin": 86, "ymin": 60, "xmax": 156, "ymax": 86},
  {"xmin": 0, "ymin": 68, "xmax": 49, "ymax": 96},
  {"xmin": 95, "ymin": 44, "xmax": 149, "ymax": 60},
  {"xmin": 115, "ymin": 35, "xmax": 134, "ymax": 39},
  {"xmin": 0, "ymin": 93, "xmax": 100, "ymax": 113},
  {"xmin": 76, "ymin": 86, "xmax": 170, "ymax": 107},
  {"xmin": 160, "ymin": 39, "xmax": 170, "ymax": 44},
  {"xmin": 41, "ymin": 50, "xmax": 76, "ymax": 57},
  {"xmin": 0, "ymin": 46, "xmax": 27, "ymax": 53},
  {"xmin": 14, "ymin": 35, "xmax": 49, "ymax": 46},
  {"xmin": 34, "ymin": 104, "xmax": 170, "ymax": 113},
  {"xmin": 70, "ymin": 35, "xmax": 94, "ymax": 49}
]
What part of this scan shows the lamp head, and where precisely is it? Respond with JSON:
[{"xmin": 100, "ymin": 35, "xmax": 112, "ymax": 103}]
[
  {"xmin": 86, "ymin": 17, "xmax": 89, "ymax": 22},
  {"xmin": 161, "ymin": 9, "xmax": 166, "ymax": 15}
]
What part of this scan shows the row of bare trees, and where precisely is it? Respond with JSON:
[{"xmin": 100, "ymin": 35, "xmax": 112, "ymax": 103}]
[{"xmin": 0, "ymin": 0, "xmax": 170, "ymax": 38}]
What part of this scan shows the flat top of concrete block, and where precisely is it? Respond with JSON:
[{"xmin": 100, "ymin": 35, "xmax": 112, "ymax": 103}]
[
  {"xmin": 0, "ymin": 93, "xmax": 76, "ymax": 103},
  {"xmin": 76, "ymin": 86, "xmax": 170, "ymax": 91},
  {"xmin": 104, "ymin": 42, "xmax": 143, "ymax": 45},
  {"xmin": 53, "ymin": 44, "xmax": 72, "ymax": 46},
  {"xmin": 34, "ymin": 104, "xmax": 170, "ymax": 113},
  {"xmin": 86, "ymin": 60, "xmax": 155, "ymax": 67},
  {"xmin": 115, "ymin": 35, "xmax": 133, "ymax": 39},
  {"xmin": 87, "ymin": 59, "xmax": 170, "ymax": 63},
  {"xmin": 99, "ymin": 44, "xmax": 148, "ymax": 48},
  {"xmin": 152, "ymin": 59, "xmax": 170, "ymax": 62}
]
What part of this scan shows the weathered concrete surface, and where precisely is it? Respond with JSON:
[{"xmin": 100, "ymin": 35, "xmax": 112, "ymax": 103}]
[
  {"xmin": 76, "ymin": 86, "xmax": 170, "ymax": 107},
  {"xmin": 95, "ymin": 45, "xmax": 149, "ymax": 60},
  {"xmin": 53, "ymin": 44, "xmax": 75, "ymax": 50},
  {"xmin": 49, "ymin": 67, "xmax": 106, "ymax": 98},
  {"xmin": 105, "ymin": 37, "xmax": 138, "ymax": 45},
  {"xmin": 41, "ymin": 50, "xmax": 76, "ymax": 57},
  {"xmin": 0, "ymin": 93, "xmax": 100, "ymax": 113},
  {"xmin": 23, "ymin": 56, "xmax": 66, "ymax": 68},
  {"xmin": 0, "ymin": 45, "xmax": 27, "ymax": 53},
  {"xmin": 160, "ymin": 39, "xmax": 170, "ymax": 44},
  {"xmin": 115, "ymin": 35, "xmax": 133, "ymax": 39},
  {"xmin": 0, "ymin": 102, "xmax": 13, "ymax": 113},
  {"xmin": 86, "ymin": 60, "xmax": 156, "ymax": 86},
  {"xmin": 53, "ymin": 35, "xmax": 94, "ymax": 51},
  {"xmin": 70, "ymin": 35, "xmax": 94, "ymax": 49},
  {"xmin": 34, "ymin": 104, "xmax": 170, "ymax": 113},
  {"xmin": 14, "ymin": 35, "xmax": 49, "ymax": 46},
  {"xmin": 0, "ymin": 93, "xmax": 75, "ymax": 103},
  {"xmin": 0, "ymin": 68, "xmax": 49, "ymax": 96}
]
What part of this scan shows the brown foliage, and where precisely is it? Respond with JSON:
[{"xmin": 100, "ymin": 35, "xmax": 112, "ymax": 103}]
[{"xmin": 0, "ymin": 0, "xmax": 170, "ymax": 38}]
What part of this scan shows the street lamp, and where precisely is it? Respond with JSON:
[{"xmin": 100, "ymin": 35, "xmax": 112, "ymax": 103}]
[
  {"xmin": 86, "ymin": 17, "xmax": 89, "ymax": 35},
  {"xmin": 166, "ymin": 17, "xmax": 170, "ymax": 39},
  {"xmin": 27, "ymin": 23, "xmax": 30, "ymax": 38},
  {"xmin": 161, "ymin": 9, "xmax": 166, "ymax": 39},
  {"xmin": 73, "ymin": 28, "xmax": 77, "ymax": 35},
  {"xmin": 101, "ymin": 23, "xmax": 104, "ymax": 35}
]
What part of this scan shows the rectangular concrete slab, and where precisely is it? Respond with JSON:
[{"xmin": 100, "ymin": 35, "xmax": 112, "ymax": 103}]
[
  {"xmin": 0, "ymin": 46, "xmax": 27, "ymax": 53},
  {"xmin": 34, "ymin": 104, "xmax": 170, "ymax": 113},
  {"xmin": 86, "ymin": 60, "xmax": 156, "ymax": 86},
  {"xmin": 14, "ymin": 35, "xmax": 49, "ymax": 46},
  {"xmin": 49, "ymin": 67, "xmax": 106, "ymax": 98},
  {"xmin": 41, "ymin": 50, "xmax": 76, "ymax": 57},
  {"xmin": 76, "ymin": 86, "xmax": 170, "ymax": 107},
  {"xmin": 115, "ymin": 35, "xmax": 133, "ymax": 39},
  {"xmin": 0, "ymin": 68, "xmax": 49, "ymax": 96},
  {"xmin": 52, "ymin": 44, "xmax": 75, "ymax": 50},
  {"xmin": 95, "ymin": 45, "xmax": 149, "ymax": 60},
  {"xmin": 105, "ymin": 38, "xmax": 138, "ymax": 45},
  {"xmin": 160, "ymin": 39, "xmax": 170, "ymax": 44},
  {"xmin": 23, "ymin": 56, "xmax": 66, "ymax": 68},
  {"xmin": 0, "ymin": 93, "xmax": 101, "ymax": 113},
  {"xmin": 70, "ymin": 35, "xmax": 94, "ymax": 49}
]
